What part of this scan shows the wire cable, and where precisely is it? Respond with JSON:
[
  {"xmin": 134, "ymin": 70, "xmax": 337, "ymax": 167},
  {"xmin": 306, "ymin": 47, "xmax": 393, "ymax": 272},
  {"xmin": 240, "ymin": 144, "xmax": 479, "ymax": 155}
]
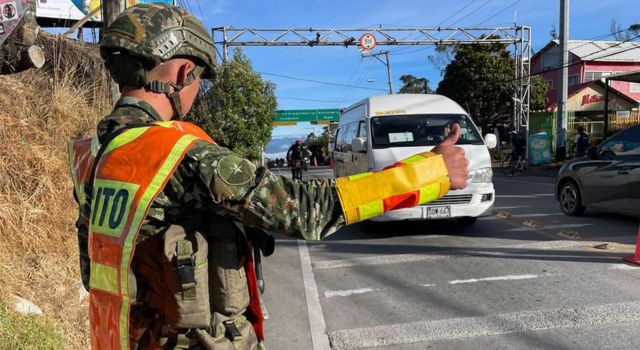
[
  {"xmin": 449, "ymin": 0, "xmax": 495, "ymax": 27},
  {"xmin": 436, "ymin": 0, "xmax": 478, "ymax": 27},
  {"xmin": 475, "ymin": 0, "xmax": 523, "ymax": 26},
  {"xmin": 259, "ymin": 71, "xmax": 387, "ymax": 92}
]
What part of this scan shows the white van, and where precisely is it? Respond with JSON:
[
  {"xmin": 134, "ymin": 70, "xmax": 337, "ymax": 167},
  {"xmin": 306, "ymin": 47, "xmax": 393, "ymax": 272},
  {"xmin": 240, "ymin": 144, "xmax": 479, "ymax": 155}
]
[{"xmin": 331, "ymin": 94, "xmax": 497, "ymax": 225}]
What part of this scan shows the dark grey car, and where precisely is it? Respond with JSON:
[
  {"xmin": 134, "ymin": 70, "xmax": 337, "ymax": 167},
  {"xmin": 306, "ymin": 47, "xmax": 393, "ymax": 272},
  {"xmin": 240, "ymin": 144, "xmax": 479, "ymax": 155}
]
[{"xmin": 556, "ymin": 124, "xmax": 640, "ymax": 217}]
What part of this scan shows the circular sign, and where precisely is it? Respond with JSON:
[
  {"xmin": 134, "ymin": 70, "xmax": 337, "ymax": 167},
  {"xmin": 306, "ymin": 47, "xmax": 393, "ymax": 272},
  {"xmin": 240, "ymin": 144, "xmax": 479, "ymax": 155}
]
[{"xmin": 359, "ymin": 33, "xmax": 377, "ymax": 51}]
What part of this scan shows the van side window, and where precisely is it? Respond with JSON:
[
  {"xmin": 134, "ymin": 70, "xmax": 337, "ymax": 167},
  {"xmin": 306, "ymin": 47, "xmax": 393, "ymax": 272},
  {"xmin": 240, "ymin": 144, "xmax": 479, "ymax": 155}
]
[
  {"xmin": 333, "ymin": 128, "xmax": 342, "ymax": 152},
  {"xmin": 358, "ymin": 120, "xmax": 368, "ymax": 138},
  {"xmin": 343, "ymin": 123, "xmax": 357, "ymax": 152}
]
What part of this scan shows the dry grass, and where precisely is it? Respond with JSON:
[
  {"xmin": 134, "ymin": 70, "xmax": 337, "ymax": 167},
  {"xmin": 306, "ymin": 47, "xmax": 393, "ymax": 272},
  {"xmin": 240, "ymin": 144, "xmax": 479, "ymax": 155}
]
[{"xmin": 0, "ymin": 33, "xmax": 111, "ymax": 349}]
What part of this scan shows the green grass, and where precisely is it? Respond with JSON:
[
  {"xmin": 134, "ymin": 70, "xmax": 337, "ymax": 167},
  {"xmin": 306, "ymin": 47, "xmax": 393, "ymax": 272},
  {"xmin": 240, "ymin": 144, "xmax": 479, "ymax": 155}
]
[{"xmin": 0, "ymin": 298, "xmax": 65, "ymax": 350}]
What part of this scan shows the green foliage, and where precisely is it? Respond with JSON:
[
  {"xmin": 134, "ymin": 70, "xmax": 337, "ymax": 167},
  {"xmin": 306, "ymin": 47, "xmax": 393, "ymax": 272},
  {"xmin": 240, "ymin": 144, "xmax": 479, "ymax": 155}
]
[
  {"xmin": 187, "ymin": 48, "xmax": 277, "ymax": 160},
  {"xmin": 436, "ymin": 38, "xmax": 515, "ymax": 131},
  {"xmin": 398, "ymin": 75, "xmax": 434, "ymax": 94},
  {"xmin": 530, "ymin": 75, "xmax": 551, "ymax": 111},
  {"xmin": 0, "ymin": 299, "xmax": 65, "ymax": 350}
]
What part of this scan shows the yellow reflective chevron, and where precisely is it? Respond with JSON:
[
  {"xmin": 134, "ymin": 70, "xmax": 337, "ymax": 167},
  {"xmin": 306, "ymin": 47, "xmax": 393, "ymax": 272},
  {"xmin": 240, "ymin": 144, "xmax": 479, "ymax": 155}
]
[
  {"xmin": 104, "ymin": 127, "xmax": 151, "ymax": 155},
  {"xmin": 90, "ymin": 263, "xmax": 118, "ymax": 294},
  {"xmin": 359, "ymin": 200, "xmax": 384, "ymax": 221}
]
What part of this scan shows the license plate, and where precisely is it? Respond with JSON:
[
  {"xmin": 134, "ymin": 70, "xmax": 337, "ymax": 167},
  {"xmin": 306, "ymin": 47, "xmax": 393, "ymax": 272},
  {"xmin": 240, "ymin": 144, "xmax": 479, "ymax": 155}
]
[{"xmin": 426, "ymin": 206, "xmax": 451, "ymax": 219}]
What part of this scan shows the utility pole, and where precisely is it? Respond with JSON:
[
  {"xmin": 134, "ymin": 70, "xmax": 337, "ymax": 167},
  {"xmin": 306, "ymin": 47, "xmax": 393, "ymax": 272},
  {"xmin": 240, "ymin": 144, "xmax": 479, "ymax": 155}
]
[
  {"xmin": 362, "ymin": 50, "xmax": 393, "ymax": 94},
  {"xmin": 556, "ymin": 0, "xmax": 569, "ymax": 161},
  {"xmin": 101, "ymin": 0, "xmax": 122, "ymax": 104}
]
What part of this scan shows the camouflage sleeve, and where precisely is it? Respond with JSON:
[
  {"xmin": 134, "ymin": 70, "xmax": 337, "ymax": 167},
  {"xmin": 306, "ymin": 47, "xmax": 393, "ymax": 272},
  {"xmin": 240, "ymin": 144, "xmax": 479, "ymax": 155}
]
[
  {"xmin": 187, "ymin": 141, "xmax": 345, "ymax": 241},
  {"xmin": 72, "ymin": 191, "xmax": 91, "ymax": 291}
]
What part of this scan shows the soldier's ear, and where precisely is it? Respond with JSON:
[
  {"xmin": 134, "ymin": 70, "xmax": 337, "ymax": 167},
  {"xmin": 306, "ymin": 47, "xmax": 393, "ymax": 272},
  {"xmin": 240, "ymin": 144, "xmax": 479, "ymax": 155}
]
[{"xmin": 176, "ymin": 62, "xmax": 195, "ymax": 85}]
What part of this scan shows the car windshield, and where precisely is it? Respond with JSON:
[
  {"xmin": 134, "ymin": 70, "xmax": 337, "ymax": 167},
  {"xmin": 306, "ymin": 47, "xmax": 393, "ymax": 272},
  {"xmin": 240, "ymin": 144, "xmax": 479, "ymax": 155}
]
[
  {"xmin": 370, "ymin": 114, "xmax": 483, "ymax": 149},
  {"xmin": 600, "ymin": 125, "xmax": 640, "ymax": 156}
]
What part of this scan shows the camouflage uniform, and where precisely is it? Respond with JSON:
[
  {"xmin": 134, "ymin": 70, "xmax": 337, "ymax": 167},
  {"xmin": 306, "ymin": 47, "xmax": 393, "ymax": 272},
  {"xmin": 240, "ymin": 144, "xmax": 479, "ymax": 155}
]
[{"xmin": 76, "ymin": 96, "xmax": 345, "ymax": 290}]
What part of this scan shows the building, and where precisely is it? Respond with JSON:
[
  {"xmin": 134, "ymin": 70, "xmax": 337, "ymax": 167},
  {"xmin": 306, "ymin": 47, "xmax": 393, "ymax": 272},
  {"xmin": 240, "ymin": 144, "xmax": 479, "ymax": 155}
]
[{"xmin": 530, "ymin": 40, "xmax": 640, "ymax": 141}]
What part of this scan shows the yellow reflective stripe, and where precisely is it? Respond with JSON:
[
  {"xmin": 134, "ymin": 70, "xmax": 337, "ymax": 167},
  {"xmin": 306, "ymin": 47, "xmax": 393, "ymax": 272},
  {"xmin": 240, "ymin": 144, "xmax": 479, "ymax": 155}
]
[
  {"xmin": 89, "ymin": 263, "xmax": 118, "ymax": 294},
  {"xmin": 418, "ymin": 183, "xmax": 441, "ymax": 204},
  {"xmin": 335, "ymin": 153, "xmax": 449, "ymax": 225},
  {"xmin": 153, "ymin": 121, "xmax": 174, "ymax": 127},
  {"xmin": 348, "ymin": 172, "xmax": 373, "ymax": 181},
  {"xmin": 104, "ymin": 127, "xmax": 151, "ymax": 155},
  {"xmin": 118, "ymin": 133, "xmax": 199, "ymax": 350},
  {"xmin": 401, "ymin": 154, "xmax": 426, "ymax": 164},
  {"xmin": 358, "ymin": 200, "xmax": 384, "ymax": 221}
]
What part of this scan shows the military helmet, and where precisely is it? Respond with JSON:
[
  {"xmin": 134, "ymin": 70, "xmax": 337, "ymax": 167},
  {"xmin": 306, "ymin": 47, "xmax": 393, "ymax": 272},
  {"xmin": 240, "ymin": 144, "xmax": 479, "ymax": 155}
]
[{"xmin": 100, "ymin": 3, "xmax": 216, "ymax": 87}]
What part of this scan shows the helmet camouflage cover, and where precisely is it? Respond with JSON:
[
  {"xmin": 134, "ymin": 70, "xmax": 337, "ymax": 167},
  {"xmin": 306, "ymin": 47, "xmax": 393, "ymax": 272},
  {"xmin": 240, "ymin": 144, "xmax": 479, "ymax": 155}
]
[{"xmin": 100, "ymin": 3, "xmax": 216, "ymax": 86}]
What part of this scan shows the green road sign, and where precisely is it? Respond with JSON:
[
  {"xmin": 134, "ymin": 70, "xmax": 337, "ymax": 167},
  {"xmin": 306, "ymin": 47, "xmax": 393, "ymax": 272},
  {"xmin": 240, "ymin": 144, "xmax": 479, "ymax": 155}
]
[{"xmin": 275, "ymin": 109, "xmax": 340, "ymax": 123}]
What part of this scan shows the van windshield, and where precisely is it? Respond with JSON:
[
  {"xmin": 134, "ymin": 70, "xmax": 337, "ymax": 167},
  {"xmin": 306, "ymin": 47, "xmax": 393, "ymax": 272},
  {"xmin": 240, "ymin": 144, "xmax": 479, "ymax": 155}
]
[{"xmin": 370, "ymin": 114, "xmax": 483, "ymax": 149}]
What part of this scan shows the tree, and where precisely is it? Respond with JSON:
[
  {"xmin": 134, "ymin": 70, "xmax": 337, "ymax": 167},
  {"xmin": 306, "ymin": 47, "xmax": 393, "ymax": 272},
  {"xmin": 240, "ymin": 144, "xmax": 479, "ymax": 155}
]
[
  {"xmin": 398, "ymin": 74, "xmax": 434, "ymax": 94},
  {"xmin": 187, "ymin": 48, "xmax": 277, "ymax": 161},
  {"xmin": 530, "ymin": 75, "xmax": 551, "ymax": 111},
  {"xmin": 436, "ymin": 38, "xmax": 515, "ymax": 131},
  {"xmin": 611, "ymin": 20, "xmax": 640, "ymax": 41}
]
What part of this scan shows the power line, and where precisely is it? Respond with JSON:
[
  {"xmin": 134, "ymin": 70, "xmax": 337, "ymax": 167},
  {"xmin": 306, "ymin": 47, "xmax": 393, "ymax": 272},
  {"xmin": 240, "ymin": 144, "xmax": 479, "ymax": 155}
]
[
  {"xmin": 259, "ymin": 71, "xmax": 387, "ymax": 92},
  {"xmin": 475, "ymin": 0, "xmax": 522, "ymax": 26},
  {"xmin": 436, "ymin": 0, "xmax": 477, "ymax": 27},
  {"xmin": 336, "ymin": 58, "xmax": 363, "ymax": 102},
  {"xmin": 278, "ymin": 96, "xmax": 345, "ymax": 103},
  {"xmin": 450, "ymin": 0, "xmax": 495, "ymax": 27}
]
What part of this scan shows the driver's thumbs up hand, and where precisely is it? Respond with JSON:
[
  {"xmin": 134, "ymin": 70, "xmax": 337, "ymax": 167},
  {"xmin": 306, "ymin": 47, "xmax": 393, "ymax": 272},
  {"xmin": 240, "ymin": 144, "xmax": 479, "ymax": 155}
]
[{"xmin": 432, "ymin": 124, "xmax": 469, "ymax": 190}]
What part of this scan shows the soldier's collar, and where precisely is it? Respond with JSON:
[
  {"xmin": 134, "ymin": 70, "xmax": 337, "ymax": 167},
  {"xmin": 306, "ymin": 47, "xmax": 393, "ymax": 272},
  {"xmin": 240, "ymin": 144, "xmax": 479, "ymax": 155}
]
[{"xmin": 116, "ymin": 96, "xmax": 164, "ymax": 122}]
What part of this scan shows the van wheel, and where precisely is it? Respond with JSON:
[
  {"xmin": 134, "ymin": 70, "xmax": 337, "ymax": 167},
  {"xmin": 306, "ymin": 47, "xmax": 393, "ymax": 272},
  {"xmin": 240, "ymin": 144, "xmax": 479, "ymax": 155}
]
[{"xmin": 457, "ymin": 217, "xmax": 478, "ymax": 226}]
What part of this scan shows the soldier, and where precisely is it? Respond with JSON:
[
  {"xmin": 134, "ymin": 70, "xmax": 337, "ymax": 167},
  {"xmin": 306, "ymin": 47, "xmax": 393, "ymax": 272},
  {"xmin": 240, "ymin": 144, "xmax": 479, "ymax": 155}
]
[{"xmin": 68, "ymin": 3, "xmax": 468, "ymax": 350}]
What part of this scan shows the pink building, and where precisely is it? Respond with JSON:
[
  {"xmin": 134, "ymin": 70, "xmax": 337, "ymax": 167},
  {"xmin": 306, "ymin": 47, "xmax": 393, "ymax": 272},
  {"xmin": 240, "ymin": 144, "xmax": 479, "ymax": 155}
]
[{"xmin": 531, "ymin": 40, "xmax": 640, "ymax": 103}]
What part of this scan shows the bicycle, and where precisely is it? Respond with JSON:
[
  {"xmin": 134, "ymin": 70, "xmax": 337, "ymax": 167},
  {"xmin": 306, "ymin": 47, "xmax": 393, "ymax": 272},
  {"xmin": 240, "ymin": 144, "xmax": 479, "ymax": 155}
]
[
  {"xmin": 501, "ymin": 154, "xmax": 530, "ymax": 176},
  {"xmin": 291, "ymin": 159, "xmax": 305, "ymax": 181}
]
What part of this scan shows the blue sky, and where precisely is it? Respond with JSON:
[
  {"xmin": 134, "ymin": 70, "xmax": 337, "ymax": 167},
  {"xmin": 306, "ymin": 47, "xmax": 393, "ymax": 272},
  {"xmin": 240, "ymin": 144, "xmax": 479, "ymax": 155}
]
[{"xmin": 70, "ymin": 0, "xmax": 640, "ymax": 140}]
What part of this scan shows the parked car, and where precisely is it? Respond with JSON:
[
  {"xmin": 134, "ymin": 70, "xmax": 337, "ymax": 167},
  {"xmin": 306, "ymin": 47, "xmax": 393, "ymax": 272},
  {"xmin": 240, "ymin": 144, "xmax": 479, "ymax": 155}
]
[
  {"xmin": 556, "ymin": 124, "xmax": 640, "ymax": 217},
  {"xmin": 331, "ymin": 94, "xmax": 498, "ymax": 225}
]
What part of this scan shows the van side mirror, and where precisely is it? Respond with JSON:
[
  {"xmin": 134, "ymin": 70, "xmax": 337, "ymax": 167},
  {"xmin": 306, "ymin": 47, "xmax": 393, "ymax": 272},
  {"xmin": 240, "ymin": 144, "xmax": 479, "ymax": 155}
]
[
  {"xmin": 352, "ymin": 137, "xmax": 367, "ymax": 153},
  {"xmin": 484, "ymin": 133, "xmax": 497, "ymax": 149}
]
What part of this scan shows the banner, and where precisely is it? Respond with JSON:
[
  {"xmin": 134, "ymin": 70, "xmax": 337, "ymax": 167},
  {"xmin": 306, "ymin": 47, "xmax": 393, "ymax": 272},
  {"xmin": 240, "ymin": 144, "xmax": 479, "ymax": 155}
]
[
  {"xmin": 528, "ymin": 132, "xmax": 553, "ymax": 165},
  {"xmin": 0, "ymin": 0, "xmax": 31, "ymax": 46},
  {"xmin": 35, "ymin": 0, "xmax": 173, "ymax": 23}
]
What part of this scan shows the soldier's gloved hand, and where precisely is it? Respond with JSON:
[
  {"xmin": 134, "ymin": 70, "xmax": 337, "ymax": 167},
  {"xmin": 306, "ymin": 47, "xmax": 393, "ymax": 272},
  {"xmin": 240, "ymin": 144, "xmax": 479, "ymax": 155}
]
[{"xmin": 432, "ymin": 123, "xmax": 469, "ymax": 190}]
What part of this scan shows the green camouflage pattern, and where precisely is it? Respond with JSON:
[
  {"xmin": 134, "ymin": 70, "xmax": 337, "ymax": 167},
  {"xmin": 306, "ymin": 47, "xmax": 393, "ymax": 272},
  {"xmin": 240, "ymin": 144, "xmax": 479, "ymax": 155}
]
[
  {"xmin": 75, "ymin": 97, "xmax": 345, "ymax": 290},
  {"xmin": 100, "ymin": 3, "xmax": 215, "ymax": 79}
]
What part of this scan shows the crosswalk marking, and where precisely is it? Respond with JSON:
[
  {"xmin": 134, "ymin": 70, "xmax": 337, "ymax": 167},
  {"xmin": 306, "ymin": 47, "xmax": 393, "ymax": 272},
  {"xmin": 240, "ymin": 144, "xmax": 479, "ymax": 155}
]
[{"xmin": 328, "ymin": 301, "xmax": 640, "ymax": 349}]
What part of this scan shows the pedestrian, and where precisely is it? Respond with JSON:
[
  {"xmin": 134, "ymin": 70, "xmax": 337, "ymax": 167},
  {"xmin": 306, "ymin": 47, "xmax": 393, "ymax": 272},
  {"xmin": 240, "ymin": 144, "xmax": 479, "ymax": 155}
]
[
  {"xmin": 573, "ymin": 125, "xmax": 590, "ymax": 157},
  {"xmin": 68, "ymin": 4, "xmax": 468, "ymax": 350},
  {"xmin": 557, "ymin": 127, "xmax": 567, "ymax": 161}
]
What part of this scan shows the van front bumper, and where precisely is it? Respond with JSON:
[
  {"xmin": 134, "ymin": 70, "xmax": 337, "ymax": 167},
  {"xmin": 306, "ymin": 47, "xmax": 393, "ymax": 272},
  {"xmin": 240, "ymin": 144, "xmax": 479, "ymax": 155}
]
[{"xmin": 370, "ymin": 183, "xmax": 495, "ymax": 222}]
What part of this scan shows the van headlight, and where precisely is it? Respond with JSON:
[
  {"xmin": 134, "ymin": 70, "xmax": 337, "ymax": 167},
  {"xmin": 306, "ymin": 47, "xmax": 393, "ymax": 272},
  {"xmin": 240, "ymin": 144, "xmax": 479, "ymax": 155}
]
[{"xmin": 471, "ymin": 167, "xmax": 493, "ymax": 183}]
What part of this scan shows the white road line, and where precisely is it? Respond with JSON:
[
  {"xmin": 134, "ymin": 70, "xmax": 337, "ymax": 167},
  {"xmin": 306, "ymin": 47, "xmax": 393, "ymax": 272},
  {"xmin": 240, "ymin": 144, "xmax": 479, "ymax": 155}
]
[
  {"xmin": 481, "ymin": 213, "xmax": 562, "ymax": 220},
  {"xmin": 325, "ymin": 288, "xmax": 380, "ymax": 298},
  {"xmin": 610, "ymin": 264, "xmax": 639, "ymax": 271},
  {"xmin": 507, "ymin": 223, "xmax": 592, "ymax": 232},
  {"xmin": 328, "ymin": 301, "xmax": 640, "ymax": 350},
  {"xmin": 298, "ymin": 241, "xmax": 331, "ymax": 350},
  {"xmin": 496, "ymin": 194, "xmax": 555, "ymax": 198},
  {"xmin": 493, "ymin": 205, "xmax": 530, "ymax": 210},
  {"xmin": 312, "ymin": 253, "xmax": 455, "ymax": 270},
  {"xmin": 448, "ymin": 274, "xmax": 538, "ymax": 284},
  {"xmin": 312, "ymin": 240, "xmax": 603, "ymax": 270}
]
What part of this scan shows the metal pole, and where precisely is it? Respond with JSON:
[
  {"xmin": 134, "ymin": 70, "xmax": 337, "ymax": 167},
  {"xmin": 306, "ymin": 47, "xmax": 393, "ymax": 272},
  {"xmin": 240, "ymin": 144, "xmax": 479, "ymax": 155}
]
[
  {"xmin": 385, "ymin": 51, "xmax": 393, "ymax": 95},
  {"xmin": 101, "ymin": 0, "xmax": 120, "ymax": 34},
  {"xmin": 223, "ymin": 27, "xmax": 229, "ymax": 63},
  {"xmin": 604, "ymin": 78, "xmax": 610, "ymax": 138},
  {"xmin": 556, "ymin": 0, "xmax": 569, "ymax": 161}
]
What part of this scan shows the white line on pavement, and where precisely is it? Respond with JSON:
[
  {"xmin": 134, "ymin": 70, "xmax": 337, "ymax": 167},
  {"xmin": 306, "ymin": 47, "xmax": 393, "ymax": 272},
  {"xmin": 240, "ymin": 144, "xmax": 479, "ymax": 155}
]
[
  {"xmin": 448, "ymin": 274, "xmax": 539, "ymax": 284},
  {"xmin": 325, "ymin": 288, "xmax": 381, "ymax": 298},
  {"xmin": 496, "ymin": 194, "xmax": 555, "ymax": 198},
  {"xmin": 507, "ymin": 223, "xmax": 592, "ymax": 232},
  {"xmin": 610, "ymin": 264, "xmax": 639, "ymax": 271},
  {"xmin": 298, "ymin": 241, "xmax": 331, "ymax": 350},
  {"xmin": 312, "ymin": 253, "xmax": 454, "ymax": 270},
  {"xmin": 328, "ymin": 301, "xmax": 640, "ymax": 350}
]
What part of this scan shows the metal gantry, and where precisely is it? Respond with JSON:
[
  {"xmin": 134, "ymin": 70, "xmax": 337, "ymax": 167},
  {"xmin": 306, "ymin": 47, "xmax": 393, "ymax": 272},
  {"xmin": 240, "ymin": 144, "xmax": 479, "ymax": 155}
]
[{"xmin": 212, "ymin": 26, "xmax": 532, "ymax": 130}]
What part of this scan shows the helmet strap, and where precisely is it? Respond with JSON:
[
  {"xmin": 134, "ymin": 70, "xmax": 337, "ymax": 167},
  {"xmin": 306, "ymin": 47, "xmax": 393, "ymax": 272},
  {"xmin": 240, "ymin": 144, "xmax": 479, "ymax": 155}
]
[{"xmin": 145, "ymin": 66, "xmax": 203, "ymax": 120}]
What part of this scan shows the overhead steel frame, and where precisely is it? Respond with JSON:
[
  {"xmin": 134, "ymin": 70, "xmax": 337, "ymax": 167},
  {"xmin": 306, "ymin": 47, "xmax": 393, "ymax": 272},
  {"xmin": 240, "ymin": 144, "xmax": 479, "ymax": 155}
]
[{"xmin": 212, "ymin": 26, "xmax": 532, "ymax": 131}]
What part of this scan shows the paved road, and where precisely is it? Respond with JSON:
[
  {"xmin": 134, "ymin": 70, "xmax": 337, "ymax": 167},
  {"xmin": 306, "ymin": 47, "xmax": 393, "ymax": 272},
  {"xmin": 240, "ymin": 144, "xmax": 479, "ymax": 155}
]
[{"xmin": 261, "ymin": 168, "xmax": 639, "ymax": 350}]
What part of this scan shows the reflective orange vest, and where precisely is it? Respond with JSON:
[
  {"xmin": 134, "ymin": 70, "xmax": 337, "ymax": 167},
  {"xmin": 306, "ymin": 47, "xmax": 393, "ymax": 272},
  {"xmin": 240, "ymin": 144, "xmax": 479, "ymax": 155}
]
[{"xmin": 69, "ymin": 121, "xmax": 264, "ymax": 349}]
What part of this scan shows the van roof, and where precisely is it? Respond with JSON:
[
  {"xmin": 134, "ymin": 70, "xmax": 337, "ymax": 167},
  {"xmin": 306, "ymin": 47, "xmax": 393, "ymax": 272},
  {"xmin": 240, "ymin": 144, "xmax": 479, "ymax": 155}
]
[{"xmin": 342, "ymin": 94, "xmax": 467, "ymax": 120}]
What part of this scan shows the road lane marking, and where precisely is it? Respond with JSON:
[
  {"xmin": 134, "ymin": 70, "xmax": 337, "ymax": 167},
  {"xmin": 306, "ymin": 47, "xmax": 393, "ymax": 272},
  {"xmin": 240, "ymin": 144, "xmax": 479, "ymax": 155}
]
[
  {"xmin": 448, "ymin": 274, "xmax": 538, "ymax": 284},
  {"xmin": 325, "ymin": 288, "xmax": 381, "ymax": 298},
  {"xmin": 298, "ymin": 241, "xmax": 331, "ymax": 350},
  {"xmin": 482, "ymin": 213, "xmax": 563, "ymax": 220},
  {"xmin": 610, "ymin": 264, "xmax": 639, "ymax": 270},
  {"xmin": 496, "ymin": 194, "xmax": 554, "ymax": 198},
  {"xmin": 507, "ymin": 224, "xmax": 592, "ymax": 232},
  {"xmin": 328, "ymin": 301, "xmax": 640, "ymax": 349},
  {"xmin": 493, "ymin": 205, "xmax": 530, "ymax": 210},
  {"xmin": 312, "ymin": 240, "xmax": 606, "ymax": 270}
]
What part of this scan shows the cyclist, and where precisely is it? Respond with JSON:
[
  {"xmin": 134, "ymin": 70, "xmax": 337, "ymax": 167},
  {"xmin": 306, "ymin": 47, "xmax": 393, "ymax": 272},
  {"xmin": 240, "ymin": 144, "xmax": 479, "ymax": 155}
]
[
  {"xmin": 287, "ymin": 140, "xmax": 309, "ymax": 180},
  {"xmin": 510, "ymin": 130, "xmax": 526, "ymax": 161}
]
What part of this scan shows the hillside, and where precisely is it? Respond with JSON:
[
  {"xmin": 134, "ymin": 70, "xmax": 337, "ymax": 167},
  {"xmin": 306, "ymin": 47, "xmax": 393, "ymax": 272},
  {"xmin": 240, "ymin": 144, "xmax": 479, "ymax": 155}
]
[{"xmin": 0, "ymin": 34, "xmax": 110, "ymax": 349}]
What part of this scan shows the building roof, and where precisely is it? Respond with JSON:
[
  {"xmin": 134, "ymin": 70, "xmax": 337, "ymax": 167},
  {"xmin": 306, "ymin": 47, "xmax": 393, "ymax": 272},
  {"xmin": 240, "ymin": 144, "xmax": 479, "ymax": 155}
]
[
  {"xmin": 534, "ymin": 40, "xmax": 640, "ymax": 63},
  {"xmin": 546, "ymin": 80, "xmax": 637, "ymax": 111}
]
